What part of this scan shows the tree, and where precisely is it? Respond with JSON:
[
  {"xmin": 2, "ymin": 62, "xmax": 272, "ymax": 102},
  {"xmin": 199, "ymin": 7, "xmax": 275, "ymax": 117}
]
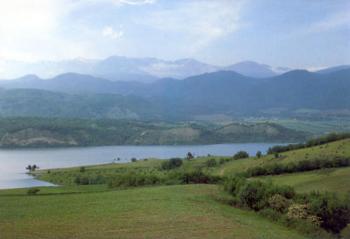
[
  {"xmin": 25, "ymin": 165, "xmax": 32, "ymax": 172},
  {"xmin": 26, "ymin": 164, "xmax": 39, "ymax": 172},
  {"xmin": 256, "ymin": 151, "xmax": 262, "ymax": 158},
  {"xmin": 186, "ymin": 152, "xmax": 194, "ymax": 160},
  {"xmin": 233, "ymin": 151, "xmax": 249, "ymax": 160},
  {"xmin": 131, "ymin": 158, "xmax": 137, "ymax": 162}
]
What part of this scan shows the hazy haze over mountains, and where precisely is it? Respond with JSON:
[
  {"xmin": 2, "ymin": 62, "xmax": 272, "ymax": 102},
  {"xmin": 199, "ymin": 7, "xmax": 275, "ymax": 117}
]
[{"xmin": 0, "ymin": 56, "xmax": 293, "ymax": 81}]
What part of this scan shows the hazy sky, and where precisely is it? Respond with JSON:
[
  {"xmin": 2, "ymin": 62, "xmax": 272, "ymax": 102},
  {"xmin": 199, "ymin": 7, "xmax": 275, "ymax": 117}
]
[{"xmin": 0, "ymin": 0, "xmax": 349, "ymax": 68}]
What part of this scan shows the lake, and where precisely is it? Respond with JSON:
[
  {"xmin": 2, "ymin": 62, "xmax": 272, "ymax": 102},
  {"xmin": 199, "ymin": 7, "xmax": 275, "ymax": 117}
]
[{"xmin": 0, "ymin": 143, "xmax": 281, "ymax": 189}]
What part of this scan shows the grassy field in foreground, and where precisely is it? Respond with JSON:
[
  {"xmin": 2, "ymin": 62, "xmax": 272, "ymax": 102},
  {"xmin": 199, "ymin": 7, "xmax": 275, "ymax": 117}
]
[
  {"xmin": 255, "ymin": 167, "xmax": 350, "ymax": 195},
  {"xmin": 0, "ymin": 184, "xmax": 309, "ymax": 239}
]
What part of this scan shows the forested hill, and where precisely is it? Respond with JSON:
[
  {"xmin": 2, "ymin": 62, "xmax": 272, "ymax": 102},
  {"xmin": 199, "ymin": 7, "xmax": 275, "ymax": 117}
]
[
  {"xmin": 0, "ymin": 118, "xmax": 308, "ymax": 148},
  {"xmin": 0, "ymin": 68, "xmax": 349, "ymax": 120}
]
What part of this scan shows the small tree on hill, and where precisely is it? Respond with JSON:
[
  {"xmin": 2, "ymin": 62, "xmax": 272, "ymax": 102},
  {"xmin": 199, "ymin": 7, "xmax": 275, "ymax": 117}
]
[
  {"xmin": 256, "ymin": 151, "xmax": 262, "ymax": 158},
  {"xmin": 186, "ymin": 152, "xmax": 194, "ymax": 160},
  {"xmin": 233, "ymin": 151, "xmax": 249, "ymax": 160}
]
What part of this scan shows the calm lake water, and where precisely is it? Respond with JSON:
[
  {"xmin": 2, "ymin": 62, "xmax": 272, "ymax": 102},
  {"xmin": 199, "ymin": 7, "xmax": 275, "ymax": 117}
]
[{"xmin": 0, "ymin": 143, "xmax": 281, "ymax": 189}]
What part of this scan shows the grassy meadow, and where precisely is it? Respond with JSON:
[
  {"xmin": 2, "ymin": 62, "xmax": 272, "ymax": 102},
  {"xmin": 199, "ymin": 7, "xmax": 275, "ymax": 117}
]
[
  {"xmin": 1, "ymin": 135, "xmax": 350, "ymax": 238},
  {"xmin": 0, "ymin": 184, "xmax": 309, "ymax": 239}
]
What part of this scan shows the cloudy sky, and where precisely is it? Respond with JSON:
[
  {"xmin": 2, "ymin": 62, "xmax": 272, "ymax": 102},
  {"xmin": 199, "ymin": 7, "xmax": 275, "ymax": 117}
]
[{"xmin": 0, "ymin": 0, "xmax": 349, "ymax": 68}]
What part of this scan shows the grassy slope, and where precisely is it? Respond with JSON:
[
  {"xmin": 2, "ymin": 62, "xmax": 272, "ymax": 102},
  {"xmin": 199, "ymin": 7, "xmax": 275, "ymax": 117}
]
[
  {"xmin": 0, "ymin": 184, "xmax": 309, "ymax": 239},
  {"xmin": 2, "ymin": 138, "xmax": 350, "ymax": 238},
  {"xmin": 255, "ymin": 167, "xmax": 350, "ymax": 195},
  {"xmin": 214, "ymin": 139, "xmax": 350, "ymax": 176}
]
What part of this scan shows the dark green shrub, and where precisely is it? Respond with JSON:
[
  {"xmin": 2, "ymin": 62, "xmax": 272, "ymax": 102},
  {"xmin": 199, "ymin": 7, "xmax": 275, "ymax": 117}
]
[
  {"xmin": 108, "ymin": 172, "xmax": 162, "ymax": 188},
  {"xmin": 256, "ymin": 151, "xmax": 262, "ymax": 158},
  {"xmin": 79, "ymin": 166, "xmax": 85, "ymax": 173},
  {"xmin": 161, "ymin": 158, "xmax": 183, "ymax": 170},
  {"xmin": 180, "ymin": 170, "xmax": 220, "ymax": 184},
  {"xmin": 233, "ymin": 151, "xmax": 249, "ymax": 160},
  {"xmin": 186, "ymin": 152, "xmax": 194, "ymax": 160},
  {"xmin": 237, "ymin": 180, "xmax": 267, "ymax": 210},
  {"xmin": 246, "ymin": 157, "xmax": 350, "ymax": 177},
  {"xmin": 27, "ymin": 188, "xmax": 40, "ymax": 195},
  {"xmin": 307, "ymin": 192, "xmax": 350, "ymax": 233}
]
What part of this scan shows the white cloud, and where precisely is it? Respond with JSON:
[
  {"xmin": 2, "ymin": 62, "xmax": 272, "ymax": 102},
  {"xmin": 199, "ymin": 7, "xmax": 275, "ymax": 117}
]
[
  {"xmin": 102, "ymin": 26, "xmax": 124, "ymax": 39},
  {"xmin": 137, "ymin": 0, "xmax": 245, "ymax": 53},
  {"xmin": 307, "ymin": 10, "xmax": 350, "ymax": 33},
  {"xmin": 115, "ymin": 0, "xmax": 156, "ymax": 5}
]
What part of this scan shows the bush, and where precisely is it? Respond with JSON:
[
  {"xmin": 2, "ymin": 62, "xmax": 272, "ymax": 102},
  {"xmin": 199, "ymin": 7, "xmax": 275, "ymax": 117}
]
[
  {"xmin": 256, "ymin": 151, "xmax": 262, "ymax": 158},
  {"xmin": 246, "ymin": 157, "xmax": 350, "ymax": 177},
  {"xmin": 108, "ymin": 172, "xmax": 162, "ymax": 188},
  {"xmin": 306, "ymin": 192, "xmax": 350, "ymax": 233},
  {"xmin": 131, "ymin": 158, "xmax": 137, "ymax": 163},
  {"xmin": 180, "ymin": 170, "xmax": 220, "ymax": 184},
  {"xmin": 268, "ymin": 194, "xmax": 291, "ymax": 213},
  {"xmin": 233, "ymin": 151, "xmax": 249, "ymax": 160},
  {"xmin": 79, "ymin": 166, "xmax": 85, "ymax": 173},
  {"xmin": 27, "ymin": 188, "xmax": 40, "ymax": 195},
  {"xmin": 287, "ymin": 203, "xmax": 309, "ymax": 220},
  {"xmin": 161, "ymin": 158, "xmax": 183, "ymax": 170},
  {"xmin": 224, "ymin": 177, "xmax": 295, "ymax": 210},
  {"xmin": 74, "ymin": 175, "xmax": 105, "ymax": 185},
  {"xmin": 238, "ymin": 180, "xmax": 267, "ymax": 210},
  {"xmin": 205, "ymin": 158, "xmax": 217, "ymax": 167}
]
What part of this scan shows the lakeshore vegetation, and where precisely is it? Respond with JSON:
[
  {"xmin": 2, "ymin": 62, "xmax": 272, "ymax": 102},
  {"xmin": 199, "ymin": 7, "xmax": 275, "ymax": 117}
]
[{"xmin": 0, "ymin": 133, "xmax": 350, "ymax": 238}]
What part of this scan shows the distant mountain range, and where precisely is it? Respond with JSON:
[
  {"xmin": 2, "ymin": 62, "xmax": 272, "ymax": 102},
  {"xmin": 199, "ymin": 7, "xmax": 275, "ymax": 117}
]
[
  {"xmin": 0, "ymin": 56, "xmax": 295, "ymax": 81},
  {"xmin": 0, "ymin": 67, "xmax": 348, "ymax": 120}
]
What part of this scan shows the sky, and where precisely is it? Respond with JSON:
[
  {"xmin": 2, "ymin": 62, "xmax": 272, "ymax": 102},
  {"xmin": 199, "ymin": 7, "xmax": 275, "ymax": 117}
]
[{"xmin": 0, "ymin": 0, "xmax": 349, "ymax": 69}]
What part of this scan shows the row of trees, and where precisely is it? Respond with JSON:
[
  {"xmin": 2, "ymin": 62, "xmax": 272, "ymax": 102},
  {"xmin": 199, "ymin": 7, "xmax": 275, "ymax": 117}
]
[
  {"xmin": 245, "ymin": 157, "xmax": 350, "ymax": 177},
  {"xmin": 267, "ymin": 133, "xmax": 350, "ymax": 155}
]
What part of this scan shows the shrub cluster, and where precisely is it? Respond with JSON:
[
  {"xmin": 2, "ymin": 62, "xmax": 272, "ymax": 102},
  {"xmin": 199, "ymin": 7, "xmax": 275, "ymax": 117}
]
[
  {"xmin": 74, "ymin": 175, "xmax": 106, "ymax": 185},
  {"xmin": 107, "ymin": 170, "xmax": 221, "ymax": 188},
  {"xmin": 233, "ymin": 151, "xmax": 249, "ymax": 160},
  {"xmin": 108, "ymin": 172, "xmax": 162, "ymax": 188},
  {"xmin": 179, "ymin": 170, "xmax": 221, "ymax": 184},
  {"xmin": 161, "ymin": 158, "xmax": 183, "ymax": 170},
  {"xmin": 246, "ymin": 157, "xmax": 350, "ymax": 177},
  {"xmin": 27, "ymin": 188, "xmax": 40, "ymax": 195},
  {"xmin": 223, "ymin": 176, "xmax": 350, "ymax": 234},
  {"xmin": 224, "ymin": 176, "xmax": 295, "ymax": 211},
  {"xmin": 267, "ymin": 133, "xmax": 350, "ymax": 154}
]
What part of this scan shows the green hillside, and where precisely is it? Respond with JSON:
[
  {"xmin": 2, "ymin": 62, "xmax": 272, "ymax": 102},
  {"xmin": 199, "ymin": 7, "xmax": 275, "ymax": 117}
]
[
  {"xmin": 256, "ymin": 167, "xmax": 350, "ymax": 195},
  {"xmin": 214, "ymin": 138, "xmax": 350, "ymax": 177},
  {"xmin": 0, "ymin": 185, "xmax": 308, "ymax": 239},
  {"xmin": 2, "ymin": 134, "xmax": 350, "ymax": 238},
  {"xmin": 0, "ymin": 117, "xmax": 307, "ymax": 148}
]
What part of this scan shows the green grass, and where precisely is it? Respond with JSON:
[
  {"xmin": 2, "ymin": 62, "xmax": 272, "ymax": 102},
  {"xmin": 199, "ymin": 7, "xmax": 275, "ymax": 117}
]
[
  {"xmin": 250, "ymin": 119, "xmax": 350, "ymax": 136},
  {"xmin": 3, "ymin": 138, "xmax": 349, "ymax": 238},
  {"xmin": 214, "ymin": 139, "xmax": 350, "ymax": 176},
  {"xmin": 0, "ymin": 184, "xmax": 310, "ymax": 239},
  {"xmin": 254, "ymin": 167, "xmax": 350, "ymax": 195}
]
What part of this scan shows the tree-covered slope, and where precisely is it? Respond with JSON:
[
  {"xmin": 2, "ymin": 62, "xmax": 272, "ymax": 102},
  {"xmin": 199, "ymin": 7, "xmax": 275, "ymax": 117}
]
[{"xmin": 0, "ymin": 118, "xmax": 308, "ymax": 147}]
